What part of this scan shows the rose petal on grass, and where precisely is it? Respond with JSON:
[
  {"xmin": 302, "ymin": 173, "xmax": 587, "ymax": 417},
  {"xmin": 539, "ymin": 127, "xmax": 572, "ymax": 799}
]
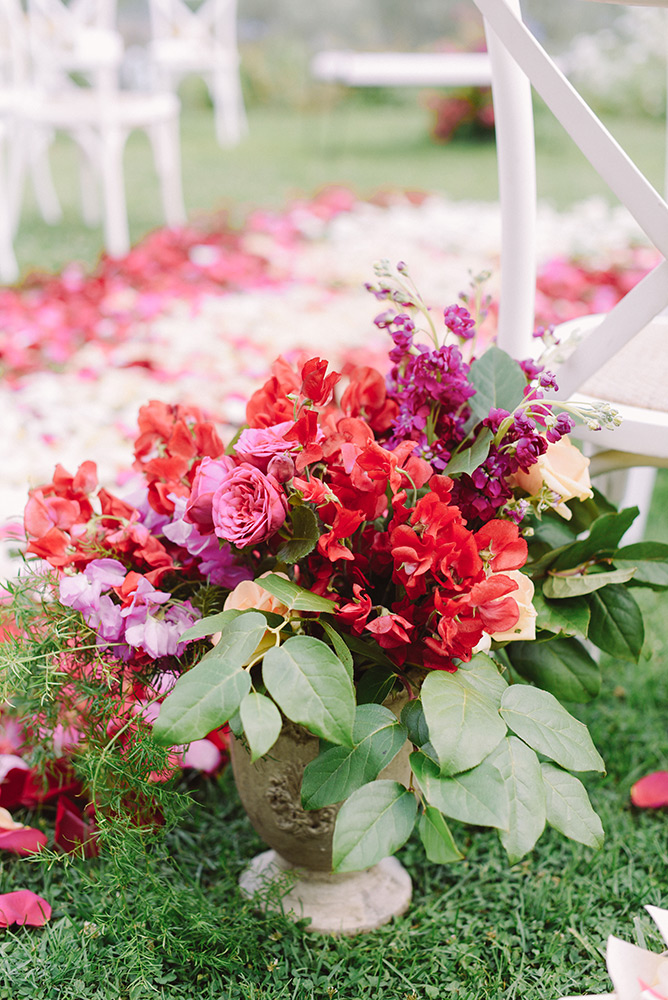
[
  {"xmin": 0, "ymin": 827, "xmax": 47, "ymax": 856},
  {"xmin": 631, "ymin": 771, "xmax": 668, "ymax": 808},
  {"xmin": 0, "ymin": 890, "xmax": 51, "ymax": 927}
]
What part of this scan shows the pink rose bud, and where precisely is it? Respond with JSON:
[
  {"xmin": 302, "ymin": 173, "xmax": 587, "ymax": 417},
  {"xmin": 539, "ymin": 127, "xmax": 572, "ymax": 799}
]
[{"xmin": 267, "ymin": 453, "xmax": 295, "ymax": 483}]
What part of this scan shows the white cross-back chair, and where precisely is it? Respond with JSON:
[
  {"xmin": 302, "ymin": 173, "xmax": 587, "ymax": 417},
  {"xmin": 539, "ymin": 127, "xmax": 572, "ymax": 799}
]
[
  {"xmin": 19, "ymin": 0, "xmax": 187, "ymax": 258},
  {"xmin": 147, "ymin": 0, "xmax": 247, "ymax": 147},
  {"xmin": 473, "ymin": 0, "xmax": 668, "ymax": 540}
]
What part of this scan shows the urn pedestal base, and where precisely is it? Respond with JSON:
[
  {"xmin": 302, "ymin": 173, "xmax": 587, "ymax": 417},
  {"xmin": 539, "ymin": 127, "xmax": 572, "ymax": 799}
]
[{"xmin": 239, "ymin": 849, "xmax": 412, "ymax": 935}]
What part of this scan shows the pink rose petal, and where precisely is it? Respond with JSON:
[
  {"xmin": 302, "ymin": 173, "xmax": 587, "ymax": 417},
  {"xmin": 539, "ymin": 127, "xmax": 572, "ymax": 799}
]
[
  {"xmin": 631, "ymin": 771, "xmax": 668, "ymax": 808},
  {"xmin": 0, "ymin": 890, "xmax": 52, "ymax": 928},
  {"xmin": 0, "ymin": 827, "xmax": 47, "ymax": 856}
]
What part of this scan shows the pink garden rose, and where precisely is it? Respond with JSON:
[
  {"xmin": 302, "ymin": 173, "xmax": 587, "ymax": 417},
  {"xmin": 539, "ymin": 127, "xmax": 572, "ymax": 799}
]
[
  {"xmin": 185, "ymin": 455, "xmax": 236, "ymax": 533},
  {"xmin": 212, "ymin": 464, "xmax": 288, "ymax": 547},
  {"xmin": 234, "ymin": 420, "xmax": 299, "ymax": 471}
]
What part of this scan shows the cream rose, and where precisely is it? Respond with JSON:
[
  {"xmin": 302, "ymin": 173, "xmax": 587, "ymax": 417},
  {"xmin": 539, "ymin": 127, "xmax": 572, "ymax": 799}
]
[
  {"xmin": 512, "ymin": 437, "xmax": 593, "ymax": 519},
  {"xmin": 489, "ymin": 570, "xmax": 537, "ymax": 643}
]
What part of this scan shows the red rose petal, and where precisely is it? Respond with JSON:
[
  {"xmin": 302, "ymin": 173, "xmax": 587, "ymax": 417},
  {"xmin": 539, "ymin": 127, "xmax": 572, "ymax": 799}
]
[
  {"xmin": 631, "ymin": 771, "xmax": 668, "ymax": 808},
  {"xmin": 0, "ymin": 890, "xmax": 52, "ymax": 928},
  {"xmin": 0, "ymin": 826, "xmax": 47, "ymax": 856}
]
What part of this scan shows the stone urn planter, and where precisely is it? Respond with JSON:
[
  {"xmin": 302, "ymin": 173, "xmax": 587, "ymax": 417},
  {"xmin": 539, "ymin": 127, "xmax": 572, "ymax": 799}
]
[{"xmin": 230, "ymin": 687, "xmax": 413, "ymax": 935}]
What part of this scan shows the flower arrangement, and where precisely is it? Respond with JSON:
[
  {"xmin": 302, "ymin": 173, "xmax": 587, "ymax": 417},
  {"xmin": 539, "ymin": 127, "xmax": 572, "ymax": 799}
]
[{"xmin": 2, "ymin": 261, "xmax": 667, "ymax": 875}]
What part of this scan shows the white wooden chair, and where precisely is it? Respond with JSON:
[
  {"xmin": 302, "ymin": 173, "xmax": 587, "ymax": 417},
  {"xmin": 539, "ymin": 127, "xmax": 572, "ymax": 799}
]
[
  {"xmin": 312, "ymin": 2, "xmax": 538, "ymax": 353},
  {"xmin": 19, "ymin": 0, "xmax": 187, "ymax": 258},
  {"xmin": 469, "ymin": 0, "xmax": 668, "ymax": 539},
  {"xmin": 147, "ymin": 0, "xmax": 247, "ymax": 147}
]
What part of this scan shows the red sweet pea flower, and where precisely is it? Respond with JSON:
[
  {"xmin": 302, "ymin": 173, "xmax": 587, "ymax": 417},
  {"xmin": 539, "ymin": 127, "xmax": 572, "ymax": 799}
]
[
  {"xmin": 0, "ymin": 890, "xmax": 52, "ymax": 928},
  {"xmin": 365, "ymin": 611, "xmax": 414, "ymax": 649},
  {"xmin": 336, "ymin": 584, "xmax": 373, "ymax": 633},
  {"xmin": 317, "ymin": 508, "xmax": 365, "ymax": 562},
  {"xmin": 475, "ymin": 520, "xmax": 528, "ymax": 571},
  {"xmin": 300, "ymin": 357, "xmax": 341, "ymax": 406},
  {"xmin": 341, "ymin": 365, "xmax": 398, "ymax": 432},
  {"xmin": 246, "ymin": 356, "xmax": 302, "ymax": 428}
]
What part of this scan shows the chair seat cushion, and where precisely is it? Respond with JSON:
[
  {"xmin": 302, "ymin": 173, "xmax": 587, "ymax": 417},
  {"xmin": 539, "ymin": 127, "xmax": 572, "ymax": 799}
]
[{"xmin": 579, "ymin": 314, "xmax": 668, "ymax": 412}]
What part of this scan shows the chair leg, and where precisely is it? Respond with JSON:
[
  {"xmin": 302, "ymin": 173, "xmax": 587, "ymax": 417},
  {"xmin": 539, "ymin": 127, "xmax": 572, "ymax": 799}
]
[
  {"xmin": 99, "ymin": 126, "xmax": 131, "ymax": 258},
  {"xmin": 75, "ymin": 132, "xmax": 101, "ymax": 228},
  {"xmin": 211, "ymin": 67, "xmax": 248, "ymax": 147},
  {"xmin": 27, "ymin": 128, "xmax": 63, "ymax": 226},
  {"xmin": 147, "ymin": 118, "xmax": 186, "ymax": 228},
  {"xmin": 0, "ymin": 140, "xmax": 19, "ymax": 284}
]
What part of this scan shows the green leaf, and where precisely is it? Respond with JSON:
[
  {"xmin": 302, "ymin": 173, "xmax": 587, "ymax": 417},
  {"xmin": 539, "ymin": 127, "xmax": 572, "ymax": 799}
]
[
  {"xmin": 505, "ymin": 637, "xmax": 601, "ymax": 703},
  {"xmin": 277, "ymin": 505, "xmax": 320, "ymax": 564},
  {"xmin": 467, "ymin": 346, "xmax": 527, "ymax": 420},
  {"xmin": 543, "ymin": 566, "xmax": 636, "ymax": 599},
  {"xmin": 301, "ymin": 704, "xmax": 407, "ymax": 809},
  {"xmin": 457, "ymin": 653, "xmax": 508, "ymax": 708},
  {"xmin": 488, "ymin": 736, "xmax": 546, "ymax": 863},
  {"xmin": 551, "ymin": 508, "xmax": 639, "ymax": 572},
  {"xmin": 531, "ymin": 591, "xmax": 591, "ymax": 638},
  {"xmin": 410, "ymin": 751, "xmax": 509, "ymax": 830},
  {"xmin": 179, "ymin": 609, "xmax": 242, "ymax": 642},
  {"xmin": 541, "ymin": 762, "xmax": 604, "ymax": 849},
  {"xmin": 444, "ymin": 430, "xmax": 492, "ymax": 478},
  {"xmin": 332, "ymin": 780, "xmax": 417, "ymax": 873},
  {"xmin": 418, "ymin": 806, "xmax": 464, "ymax": 863},
  {"xmin": 262, "ymin": 635, "xmax": 355, "ymax": 747},
  {"xmin": 153, "ymin": 613, "xmax": 267, "ymax": 745},
  {"xmin": 500, "ymin": 686, "xmax": 605, "ymax": 773},
  {"xmin": 615, "ymin": 541, "xmax": 668, "ymax": 588},
  {"xmin": 239, "ymin": 692, "xmax": 283, "ymax": 762},
  {"xmin": 258, "ymin": 574, "xmax": 338, "ymax": 613},
  {"xmin": 401, "ymin": 699, "xmax": 431, "ymax": 748},
  {"xmin": 319, "ymin": 620, "xmax": 354, "ymax": 680},
  {"xmin": 586, "ymin": 585, "xmax": 644, "ymax": 662},
  {"xmin": 356, "ymin": 666, "xmax": 397, "ymax": 705},
  {"xmin": 339, "ymin": 632, "xmax": 398, "ymax": 671},
  {"xmin": 421, "ymin": 670, "xmax": 506, "ymax": 775}
]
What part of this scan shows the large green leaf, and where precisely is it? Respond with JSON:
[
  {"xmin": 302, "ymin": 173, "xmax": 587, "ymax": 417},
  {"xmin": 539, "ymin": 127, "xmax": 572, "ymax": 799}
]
[
  {"xmin": 259, "ymin": 574, "xmax": 338, "ymax": 613},
  {"xmin": 543, "ymin": 566, "xmax": 636, "ymax": 599},
  {"xmin": 319, "ymin": 620, "xmax": 354, "ymax": 680},
  {"xmin": 301, "ymin": 704, "xmax": 407, "ymax": 809},
  {"xmin": 467, "ymin": 346, "xmax": 527, "ymax": 420},
  {"xmin": 239, "ymin": 692, "xmax": 283, "ymax": 762},
  {"xmin": 262, "ymin": 635, "xmax": 355, "ymax": 747},
  {"xmin": 531, "ymin": 591, "xmax": 590, "ymax": 638},
  {"xmin": 456, "ymin": 654, "xmax": 508, "ymax": 708},
  {"xmin": 586, "ymin": 585, "xmax": 644, "ymax": 662},
  {"xmin": 541, "ymin": 763, "xmax": 604, "ymax": 849},
  {"xmin": 488, "ymin": 736, "xmax": 546, "ymax": 863},
  {"xmin": 356, "ymin": 666, "xmax": 397, "ymax": 705},
  {"xmin": 500, "ymin": 686, "xmax": 605, "ymax": 773},
  {"xmin": 401, "ymin": 699, "xmax": 431, "ymax": 748},
  {"xmin": 332, "ymin": 780, "xmax": 417, "ymax": 873},
  {"xmin": 339, "ymin": 632, "xmax": 398, "ymax": 671},
  {"xmin": 410, "ymin": 751, "xmax": 509, "ymax": 830},
  {"xmin": 153, "ymin": 613, "xmax": 267, "ymax": 745},
  {"xmin": 418, "ymin": 806, "xmax": 464, "ymax": 864},
  {"xmin": 615, "ymin": 541, "xmax": 668, "ymax": 588},
  {"xmin": 277, "ymin": 505, "xmax": 320, "ymax": 564},
  {"xmin": 444, "ymin": 430, "xmax": 492, "ymax": 478},
  {"xmin": 505, "ymin": 637, "xmax": 601, "ymax": 703},
  {"xmin": 551, "ymin": 508, "xmax": 639, "ymax": 572},
  {"xmin": 179, "ymin": 609, "xmax": 242, "ymax": 642},
  {"xmin": 421, "ymin": 670, "xmax": 506, "ymax": 775}
]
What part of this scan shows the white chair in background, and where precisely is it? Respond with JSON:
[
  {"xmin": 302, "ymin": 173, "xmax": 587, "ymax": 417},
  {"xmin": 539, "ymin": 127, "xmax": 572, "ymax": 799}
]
[
  {"xmin": 471, "ymin": 0, "xmax": 668, "ymax": 540},
  {"xmin": 311, "ymin": 5, "xmax": 538, "ymax": 353},
  {"xmin": 19, "ymin": 0, "xmax": 187, "ymax": 258},
  {"xmin": 147, "ymin": 0, "xmax": 247, "ymax": 147}
]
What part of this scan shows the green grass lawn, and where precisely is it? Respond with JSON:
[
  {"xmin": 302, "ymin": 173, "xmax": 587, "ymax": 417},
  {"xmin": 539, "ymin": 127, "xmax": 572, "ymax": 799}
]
[
  {"xmin": 3, "ymin": 93, "xmax": 668, "ymax": 999},
  {"xmin": 12, "ymin": 90, "xmax": 668, "ymax": 276}
]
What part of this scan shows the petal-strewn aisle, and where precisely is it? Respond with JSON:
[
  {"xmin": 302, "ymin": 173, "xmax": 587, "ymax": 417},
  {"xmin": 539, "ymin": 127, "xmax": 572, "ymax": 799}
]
[{"xmin": 0, "ymin": 189, "xmax": 654, "ymax": 577}]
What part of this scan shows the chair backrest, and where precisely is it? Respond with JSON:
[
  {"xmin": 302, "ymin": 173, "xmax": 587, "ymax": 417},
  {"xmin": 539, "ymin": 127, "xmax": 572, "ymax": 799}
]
[
  {"xmin": 148, "ymin": 0, "xmax": 239, "ymax": 49},
  {"xmin": 26, "ymin": 0, "xmax": 122, "ymax": 91},
  {"xmin": 0, "ymin": 0, "xmax": 30, "ymax": 89}
]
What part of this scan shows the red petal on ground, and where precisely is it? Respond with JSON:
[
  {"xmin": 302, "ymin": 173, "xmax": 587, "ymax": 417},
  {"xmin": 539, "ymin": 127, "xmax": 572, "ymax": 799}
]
[
  {"xmin": 54, "ymin": 796, "xmax": 99, "ymax": 858},
  {"xmin": 0, "ymin": 826, "xmax": 47, "ymax": 855},
  {"xmin": 631, "ymin": 771, "xmax": 668, "ymax": 808},
  {"xmin": 0, "ymin": 890, "xmax": 52, "ymax": 927},
  {"xmin": 0, "ymin": 766, "xmax": 29, "ymax": 810}
]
